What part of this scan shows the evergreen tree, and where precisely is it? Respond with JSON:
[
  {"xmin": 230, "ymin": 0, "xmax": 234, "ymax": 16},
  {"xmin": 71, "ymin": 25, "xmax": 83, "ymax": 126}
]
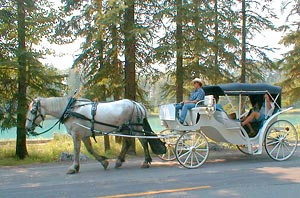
[
  {"xmin": 238, "ymin": 0, "xmax": 278, "ymax": 83},
  {"xmin": 0, "ymin": 0, "xmax": 66, "ymax": 159},
  {"xmin": 279, "ymin": 0, "xmax": 300, "ymax": 104}
]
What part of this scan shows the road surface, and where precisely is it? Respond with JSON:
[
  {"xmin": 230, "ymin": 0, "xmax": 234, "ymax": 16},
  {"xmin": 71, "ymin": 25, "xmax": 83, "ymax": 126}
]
[{"xmin": 1, "ymin": 149, "xmax": 300, "ymax": 198}]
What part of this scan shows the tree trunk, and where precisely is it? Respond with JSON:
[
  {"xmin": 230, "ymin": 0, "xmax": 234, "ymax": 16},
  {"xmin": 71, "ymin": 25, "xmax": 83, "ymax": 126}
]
[
  {"xmin": 124, "ymin": 0, "xmax": 136, "ymax": 154},
  {"xmin": 241, "ymin": 0, "xmax": 246, "ymax": 83},
  {"xmin": 214, "ymin": 0, "xmax": 219, "ymax": 84},
  {"xmin": 176, "ymin": 0, "xmax": 183, "ymax": 103},
  {"xmin": 16, "ymin": 0, "xmax": 28, "ymax": 159},
  {"xmin": 95, "ymin": 0, "xmax": 110, "ymax": 152}
]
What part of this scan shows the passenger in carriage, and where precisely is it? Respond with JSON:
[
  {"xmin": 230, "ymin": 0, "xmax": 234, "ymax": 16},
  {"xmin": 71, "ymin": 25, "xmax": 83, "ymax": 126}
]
[
  {"xmin": 241, "ymin": 93, "xmax": 275, "ymax": 135},
  {"xmin": 175, "ymin": 78, "xmax": 205, "ymax": 125}
]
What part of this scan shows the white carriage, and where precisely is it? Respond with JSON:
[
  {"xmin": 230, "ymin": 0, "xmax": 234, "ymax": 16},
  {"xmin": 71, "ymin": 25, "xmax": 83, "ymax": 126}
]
[{"xmin": 158, "ymin": 83, "xmax": 298, "ymax": 168}]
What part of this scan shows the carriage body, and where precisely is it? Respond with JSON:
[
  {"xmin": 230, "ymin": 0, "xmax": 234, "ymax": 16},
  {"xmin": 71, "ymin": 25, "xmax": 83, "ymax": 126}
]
[{"xmin": 159, "ymin": 83, "xmax": 298, "ymax": 168}]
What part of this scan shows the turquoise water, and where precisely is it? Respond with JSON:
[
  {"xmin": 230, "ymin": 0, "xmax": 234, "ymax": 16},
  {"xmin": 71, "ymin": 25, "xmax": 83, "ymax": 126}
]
[
  {"xmin": 0, "ymin": 119, "xmax": 67, "ymax": 140},
  {"xmin": 1, "ymin": 113, "xmax": 299, "ymax": 140}
]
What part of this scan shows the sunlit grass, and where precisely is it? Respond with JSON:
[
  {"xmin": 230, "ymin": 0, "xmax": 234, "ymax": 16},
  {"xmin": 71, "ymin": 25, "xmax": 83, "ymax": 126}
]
[{"xmin": 0, "ymin": 133, "xmax": 145, "ymax": 166}]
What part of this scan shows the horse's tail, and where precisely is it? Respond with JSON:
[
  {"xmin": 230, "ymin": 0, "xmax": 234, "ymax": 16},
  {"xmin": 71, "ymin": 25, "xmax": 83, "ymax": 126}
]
[{"xmin": 143, "ymin": 118, "xmax": 166, "ymax": 155}]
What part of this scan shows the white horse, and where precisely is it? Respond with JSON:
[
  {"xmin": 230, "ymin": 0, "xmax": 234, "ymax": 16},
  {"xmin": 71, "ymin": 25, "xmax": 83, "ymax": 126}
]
[{"xmin": 25, "ymin": 97, "xmax": 166, "ymax": 174}]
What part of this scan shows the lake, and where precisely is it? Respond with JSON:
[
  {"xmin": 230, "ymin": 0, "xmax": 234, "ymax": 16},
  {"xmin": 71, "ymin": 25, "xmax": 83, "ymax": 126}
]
[{"xmin": 1, "ymin": 112, "xmax": 299, "ymax": 140}]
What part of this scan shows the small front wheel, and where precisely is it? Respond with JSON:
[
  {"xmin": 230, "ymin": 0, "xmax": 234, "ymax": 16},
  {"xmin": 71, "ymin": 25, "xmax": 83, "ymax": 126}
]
[
  {"xmin": 175, "ymin": 131, "xmax": 209, "ymax": 169},
  {"xmin": 157, "ymin": 129, "xmax": 180, "ymax": 161},
  {"xmin": 265, "ymin": 120, "xmax": 298, "ymax": 161}
]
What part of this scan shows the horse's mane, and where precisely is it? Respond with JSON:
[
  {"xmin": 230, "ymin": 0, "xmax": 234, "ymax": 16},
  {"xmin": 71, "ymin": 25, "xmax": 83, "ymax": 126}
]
[{"xmin": 41, "ymin": 97, "xmax": 69, "ymax": 114}]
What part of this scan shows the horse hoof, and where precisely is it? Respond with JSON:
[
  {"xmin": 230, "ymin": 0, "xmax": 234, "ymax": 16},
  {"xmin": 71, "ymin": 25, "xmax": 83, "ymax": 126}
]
[
  {"xmin": 66, "ymin": 169, "xmax": 76, "ymax": 174},
  {"xmin": 141, "ymin": 162, "xmax": 150, "ymax": 168},
  {"xmin": 102, "ymin": 160, "xmax": 109, "ymax": 170},
  {"xmin": 115, "ymin": 161, "xmax": 122, "ymax": 169}
]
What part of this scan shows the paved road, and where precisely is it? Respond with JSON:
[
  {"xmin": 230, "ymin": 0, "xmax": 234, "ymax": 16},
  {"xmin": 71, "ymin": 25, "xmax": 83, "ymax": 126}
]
[{"xmin": 1, "ymin": 149, "xmax": 300, "ymax": 198}]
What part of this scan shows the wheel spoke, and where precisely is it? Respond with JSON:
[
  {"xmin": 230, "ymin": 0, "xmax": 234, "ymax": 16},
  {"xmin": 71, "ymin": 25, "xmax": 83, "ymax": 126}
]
[
  {"xmin": 194, "ymin": 153, "xmax": 200, "ymax": 164},
  {"xmin": 183, "ymin": 152, "xmax": 192, "ymax": 164},
  {"xmin": 193, "ymin": 135, "xmax": 202, "ymax": 146},
  {"xmin": 181, "ymin": 141, "xmax": 191, "ymax": 148},
  {"xmin": 195, "ymin": 140, "xmax": 206, "ymax": 148},
  {"xmin": 269, "ymin": 141, "xmax": 280, "ymax": 155},
  {"xmin": 190, "ymin": 152, "xmax": 194, "ymax": 166},
  {"xmin": 194, "ymin": 150, "xmax": 206, "ymax": 159},
  {"xmin": 178, "ymin": 150, "xmax": 190, "ymax": 159},
  {"xmin": 283, "ymin": 142, "xmax": 292, "ymax": 155},
  {"xmin": 266, "ymin": 139, "xmax": 279, "ymax": 146},
  {"xmin": 281, "ymin": 143, "xmax": 285, "ymax": 159},
  {"xmin": 275, "ymin": 143, "xmax": 282, "ymax": 159}
]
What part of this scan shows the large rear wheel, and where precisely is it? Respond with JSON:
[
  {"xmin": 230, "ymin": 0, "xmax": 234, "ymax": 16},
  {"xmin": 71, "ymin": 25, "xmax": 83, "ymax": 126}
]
[
  {"xmin": 175, "ymin": 131, "xmax": 209, "ymax": 169},
  {"xmin": 265, "ymin": 120, "xmax": 298, "ymax": 161}
]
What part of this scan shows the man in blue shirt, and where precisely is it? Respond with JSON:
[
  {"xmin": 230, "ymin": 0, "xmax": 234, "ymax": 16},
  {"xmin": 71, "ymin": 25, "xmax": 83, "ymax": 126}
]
[{"xmin": 175, "ymin": 78, "xmax": 205, "ymax": 125}]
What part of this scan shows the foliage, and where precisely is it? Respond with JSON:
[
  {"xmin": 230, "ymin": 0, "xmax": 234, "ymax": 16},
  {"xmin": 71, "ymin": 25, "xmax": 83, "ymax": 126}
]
[
  {"xmin": 0, "ymin": 0, "xmax": 67, "ymax": 132},
  {"xmin": 279, "ymin": 0, "xmax": 300, "ymax": 104},
  {"xmin": 155, "ymin": 0, "xmax": 279, "ymax": 103},
  {"xmin": 55, "ymin": 0, "xmax": 162, "ymax": 101}
]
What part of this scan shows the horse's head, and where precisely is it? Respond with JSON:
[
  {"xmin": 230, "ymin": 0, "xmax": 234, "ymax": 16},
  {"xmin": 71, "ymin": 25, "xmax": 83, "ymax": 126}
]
[{"xmin": 25, "ymin": 98, "xmax": 45, "ymax": 134}]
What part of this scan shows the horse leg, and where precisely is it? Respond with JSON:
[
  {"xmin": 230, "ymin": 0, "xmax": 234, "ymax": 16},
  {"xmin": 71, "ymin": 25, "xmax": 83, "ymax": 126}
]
[
  {"xmin": 138, "ymin": 138, "xmax": 152, "ymax": 168},
  {"xmin": 82, "ymin": 137, "xmax": 109, "ymax": 170},
  {"xmin": 115, "ymin": 137, "xmax": 132, "ymax": 168},
  {"xmin": 67, "ymin": 133, "xmax": 81, "ymax": 174}
]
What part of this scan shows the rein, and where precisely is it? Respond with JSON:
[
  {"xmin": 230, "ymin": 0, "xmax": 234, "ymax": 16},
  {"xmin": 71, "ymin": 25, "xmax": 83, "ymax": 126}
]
[{"xmin": 29, "ymin": 119, "xmax": 61, "ymax": 136}]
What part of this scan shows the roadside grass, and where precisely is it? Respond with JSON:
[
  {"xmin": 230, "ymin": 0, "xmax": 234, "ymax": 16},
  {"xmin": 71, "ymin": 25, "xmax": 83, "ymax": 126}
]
[{"xmin": 0, "ymin": 133, "xmax": 145, "ymax": 166}]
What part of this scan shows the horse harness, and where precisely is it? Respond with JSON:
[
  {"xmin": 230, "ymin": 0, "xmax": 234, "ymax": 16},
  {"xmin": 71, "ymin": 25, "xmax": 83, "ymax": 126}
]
[
  {"xmin": 61, "ymin": 98, "xmax": 146, "ymax": 142},
  {"xmin": 29, "ymin": 97, "xmax": 149, "ymax": 141}
]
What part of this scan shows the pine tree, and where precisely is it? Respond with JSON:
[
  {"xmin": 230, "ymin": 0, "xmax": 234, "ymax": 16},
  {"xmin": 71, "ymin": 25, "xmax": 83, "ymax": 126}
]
[
  {"xmin": 0, "ymin": 0, "xmax": 66, "ymax": 159},
  {"xmin": 279, "ymin": 0, "xmax": 300, "ymax": 104}
]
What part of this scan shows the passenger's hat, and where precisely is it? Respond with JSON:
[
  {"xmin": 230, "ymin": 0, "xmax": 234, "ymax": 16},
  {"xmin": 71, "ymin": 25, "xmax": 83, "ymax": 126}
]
[{"xmin": 192, "ymin": 78, "xmax": 202, "ymax": 84}]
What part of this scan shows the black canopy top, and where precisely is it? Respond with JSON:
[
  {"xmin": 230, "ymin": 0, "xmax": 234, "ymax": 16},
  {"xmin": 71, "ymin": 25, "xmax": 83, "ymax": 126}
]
[{"xmin": 203, "ymin": 83, "xmax": 282, "ymax": 96}]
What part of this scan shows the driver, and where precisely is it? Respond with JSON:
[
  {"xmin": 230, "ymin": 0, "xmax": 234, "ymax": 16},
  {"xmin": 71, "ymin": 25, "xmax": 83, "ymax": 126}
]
[{"xmin": 175, "ymin": 78, "xmax": 205, "ymax": 125}]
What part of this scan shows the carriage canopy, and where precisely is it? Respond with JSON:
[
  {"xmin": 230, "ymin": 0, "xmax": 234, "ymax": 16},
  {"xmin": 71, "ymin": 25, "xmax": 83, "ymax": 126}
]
[
  {"xmin": 203, "ymin": 83, "xmax": 282, "ymax": 96},
  {"xmin": 203, "ymin": 83, "xmax": 282, "ymax": 108}
]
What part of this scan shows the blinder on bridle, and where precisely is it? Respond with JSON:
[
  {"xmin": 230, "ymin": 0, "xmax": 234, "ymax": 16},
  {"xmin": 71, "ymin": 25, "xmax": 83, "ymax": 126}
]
[{"xmin": 27, "ymin": 99, "xmax": 45, "ymax": 132}]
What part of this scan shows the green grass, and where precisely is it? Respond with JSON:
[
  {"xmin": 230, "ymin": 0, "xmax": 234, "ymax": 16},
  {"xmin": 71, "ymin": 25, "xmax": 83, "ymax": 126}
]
[{"xmin": 0, "ymin": 133, "xmax": 145, "ymax": 166}]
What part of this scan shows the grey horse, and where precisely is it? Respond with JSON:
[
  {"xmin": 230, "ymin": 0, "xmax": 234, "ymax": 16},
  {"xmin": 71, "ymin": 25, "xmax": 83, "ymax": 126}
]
[{"xmin": 25, "ymin": 97, "xmax": 166, "ymax": 174}]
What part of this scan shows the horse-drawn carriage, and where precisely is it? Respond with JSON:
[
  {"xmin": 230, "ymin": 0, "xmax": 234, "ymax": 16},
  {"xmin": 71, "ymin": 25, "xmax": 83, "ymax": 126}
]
[
  {"xmin": 158, "ymin": 83, "xmax": 298, "ymax": 168},
  {"xmin": 25, "ymin": 83, "xmax": 298, "ymax": 173}
]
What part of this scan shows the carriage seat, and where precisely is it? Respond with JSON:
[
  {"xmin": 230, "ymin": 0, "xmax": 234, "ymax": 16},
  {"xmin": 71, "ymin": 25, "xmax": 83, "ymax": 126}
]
[
  {"xmin": 191, "ymin": 95, "xmax": 215, "ymax": 114},
  {"xmin": 188, "ymin": 95, "xmax": 215, "ymax": 125}
]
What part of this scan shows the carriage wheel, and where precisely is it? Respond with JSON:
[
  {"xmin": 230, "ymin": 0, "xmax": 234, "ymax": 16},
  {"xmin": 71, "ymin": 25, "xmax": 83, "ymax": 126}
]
[
  {"xmin": 157, "ymin": 129, "xmax": 181, "ymax": 161},
  {"xmin": 175, "ymin": 131, "xmax": 209, "ymax": 169},
  {"xmin": 236, "ymin": 144, "xmax": 259, "ymax": 155},
  {"xmin": 265, "ymin": 120, "xmax": 298, "ymax": 161}
]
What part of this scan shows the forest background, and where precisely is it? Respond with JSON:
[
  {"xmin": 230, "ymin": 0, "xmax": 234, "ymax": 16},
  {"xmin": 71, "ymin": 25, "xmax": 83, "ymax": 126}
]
[{"xmin": 0, "ymin": 0, "xmax": 300, "ymax": 159}]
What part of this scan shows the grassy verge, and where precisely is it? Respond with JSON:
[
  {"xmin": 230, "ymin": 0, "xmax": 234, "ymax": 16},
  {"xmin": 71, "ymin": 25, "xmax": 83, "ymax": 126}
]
[{"xmin": 0, "ymin": 133, "xmax": 145, "ymax": 166}]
